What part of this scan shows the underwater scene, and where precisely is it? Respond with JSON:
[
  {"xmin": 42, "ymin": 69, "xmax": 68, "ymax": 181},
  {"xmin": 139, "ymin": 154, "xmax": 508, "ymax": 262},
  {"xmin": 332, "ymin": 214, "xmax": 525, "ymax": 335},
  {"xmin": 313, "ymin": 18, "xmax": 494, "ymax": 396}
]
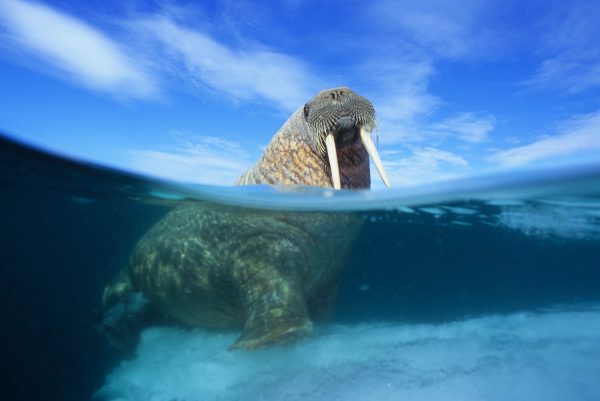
[{"xmin": 2, "ymin": 134, "xmax": 600, "ymax": 401}]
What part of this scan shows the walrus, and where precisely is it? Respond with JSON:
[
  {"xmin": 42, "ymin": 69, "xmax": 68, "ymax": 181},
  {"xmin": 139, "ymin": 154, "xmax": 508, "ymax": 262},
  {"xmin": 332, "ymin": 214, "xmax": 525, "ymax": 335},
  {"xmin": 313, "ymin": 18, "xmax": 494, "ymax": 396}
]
[{"xmin": 100, "ymin": 87, "xmax": 390, "ymax": 351}]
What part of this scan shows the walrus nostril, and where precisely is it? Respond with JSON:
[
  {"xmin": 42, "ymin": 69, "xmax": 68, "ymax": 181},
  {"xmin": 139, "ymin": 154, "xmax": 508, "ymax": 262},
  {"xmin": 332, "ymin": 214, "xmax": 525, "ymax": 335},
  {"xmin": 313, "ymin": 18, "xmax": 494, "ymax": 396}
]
[{"xmin": 327, "ymin": 89, "xmax": 347, "ymax": 101}]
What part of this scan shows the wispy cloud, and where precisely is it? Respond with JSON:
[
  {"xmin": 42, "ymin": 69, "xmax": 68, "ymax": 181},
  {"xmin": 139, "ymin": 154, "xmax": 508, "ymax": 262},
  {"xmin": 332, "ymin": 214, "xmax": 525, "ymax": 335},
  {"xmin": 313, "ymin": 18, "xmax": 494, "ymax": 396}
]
[
  {"xmin": 429, "ymin": 112, "xmax": 496, "ymax": 143},
  {"xmin": 380, "ymin": 147, "xmax": 469, "ymax": 186},
  {"xmin": 127, "ymin": 134, "xmax": 256, "ymax": 186},
  {"xmin": 526, "ymin": 1, "xmax": 600, "ymax": 93},
  {"xmin": 370, "ymin": 0, "xmax": 497, "ymax": 59},
  {"xmin": 526, "ymin": 57, "xmax": 600, "ymax": 95},
  {"xmin": 0, "ymin": 0, "xmax": 156, "ymax": 98},
  {"xmin": 367, "ymin": 64, "xmax": 496, "ymax": 149},
  {"xmin": 363, "ymin": 61, "xmax": 495, "ymax": 185},
  {"xmin": 0, "ymin": 1, "xmax": 318, "ymax": 110},
  {"xmin": 129, "ymin": 15, "xmax": 319, "ymax": 112},
  {"xmin": 364, "ymin": 59, "xmax": 439, "ymax": 144},
  {"xmin": 372, "ymin": 60, "xmax": 437, "ymax": 120},
  {"xmin": 488, "ymin": 110, "xmax": 600, "ymax": 167}
]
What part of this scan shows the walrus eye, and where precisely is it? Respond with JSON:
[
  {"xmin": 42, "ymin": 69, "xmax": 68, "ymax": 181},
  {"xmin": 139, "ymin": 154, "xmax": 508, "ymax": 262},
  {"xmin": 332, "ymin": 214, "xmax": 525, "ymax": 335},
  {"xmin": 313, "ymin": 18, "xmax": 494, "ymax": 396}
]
[{"xmin": 303, "ymin": 104, "xmax": 310, "ymax": 119}]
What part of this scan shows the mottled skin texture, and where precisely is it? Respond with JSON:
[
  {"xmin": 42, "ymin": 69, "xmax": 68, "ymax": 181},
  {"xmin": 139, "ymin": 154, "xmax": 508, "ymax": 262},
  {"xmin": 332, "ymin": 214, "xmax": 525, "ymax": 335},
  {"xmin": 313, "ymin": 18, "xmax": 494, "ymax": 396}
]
[
  {"xmin": 238, "ymin": 87, "xmax": 373, "ymax": 188},
  {"xmin": 101, "ymin": 87, "xmax": 375, "ymax": 350},
  {"xmin": 237, "ymin": 110, "xmax": 370, "ymax": 188}
]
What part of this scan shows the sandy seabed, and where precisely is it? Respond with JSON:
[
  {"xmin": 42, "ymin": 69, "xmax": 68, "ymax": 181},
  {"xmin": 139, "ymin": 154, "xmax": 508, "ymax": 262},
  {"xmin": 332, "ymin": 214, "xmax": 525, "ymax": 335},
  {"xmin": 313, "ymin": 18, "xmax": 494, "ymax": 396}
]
[{"xmin": 95, "ymin": 306, "xmax": 600, "ymax": 401}]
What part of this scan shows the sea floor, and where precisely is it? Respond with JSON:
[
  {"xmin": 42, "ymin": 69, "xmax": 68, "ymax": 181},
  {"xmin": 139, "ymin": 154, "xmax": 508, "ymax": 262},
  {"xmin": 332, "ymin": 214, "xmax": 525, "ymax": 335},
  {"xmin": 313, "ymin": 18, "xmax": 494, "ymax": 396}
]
[{"xmin": 95, "ymin": 305, "xmax": 600, "ymax": 401}]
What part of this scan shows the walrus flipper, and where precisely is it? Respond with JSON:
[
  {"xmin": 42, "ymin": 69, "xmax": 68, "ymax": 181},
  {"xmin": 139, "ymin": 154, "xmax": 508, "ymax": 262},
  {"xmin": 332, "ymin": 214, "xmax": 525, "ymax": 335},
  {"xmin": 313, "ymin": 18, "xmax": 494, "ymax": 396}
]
[
  {"xmin": 97, "ymin": 270, "xmax": 162, "ymax": 356},
  {"xmin": 230, "ymin": 236, "xmax": 313, "ymax": 350}
]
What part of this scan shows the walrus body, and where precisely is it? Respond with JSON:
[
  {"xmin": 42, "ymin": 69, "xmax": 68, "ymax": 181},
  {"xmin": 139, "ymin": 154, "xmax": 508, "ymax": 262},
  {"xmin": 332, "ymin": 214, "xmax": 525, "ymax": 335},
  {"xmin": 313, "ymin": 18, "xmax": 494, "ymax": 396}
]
[{"xmin": 100, "ymin": 87, "xmax": 389, "ymax": 350}]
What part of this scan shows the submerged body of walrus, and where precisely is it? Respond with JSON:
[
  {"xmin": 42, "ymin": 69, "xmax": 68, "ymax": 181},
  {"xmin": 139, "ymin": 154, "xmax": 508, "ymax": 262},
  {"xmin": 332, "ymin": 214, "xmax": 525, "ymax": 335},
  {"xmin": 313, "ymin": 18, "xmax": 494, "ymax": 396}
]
[{"xmin": 100, "ymin": 87, "xmax": 390, "ymax": 350}]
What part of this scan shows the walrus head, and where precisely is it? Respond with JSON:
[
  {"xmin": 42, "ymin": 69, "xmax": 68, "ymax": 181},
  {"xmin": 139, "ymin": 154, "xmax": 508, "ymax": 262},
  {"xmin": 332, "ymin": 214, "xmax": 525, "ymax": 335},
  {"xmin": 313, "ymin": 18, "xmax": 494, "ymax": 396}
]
[
  {"xmin": 303, "ymin": 87, "xmax": 390, "ymax": 189},
  {"xmin": 237, "ymin": 86, "xmax": 390, "ymax": 189}
]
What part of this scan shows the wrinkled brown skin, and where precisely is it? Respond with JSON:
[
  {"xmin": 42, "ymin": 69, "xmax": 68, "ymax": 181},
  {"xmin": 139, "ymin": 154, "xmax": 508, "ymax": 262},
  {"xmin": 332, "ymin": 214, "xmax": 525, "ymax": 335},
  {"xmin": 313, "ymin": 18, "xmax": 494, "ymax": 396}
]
[
  {"xmin": 238, "ymin": 87, "xmax": 372, "ymax": 188},
  {"xmin": 101, "ymin": 87, "xmax": 373, "ymax": 350}
]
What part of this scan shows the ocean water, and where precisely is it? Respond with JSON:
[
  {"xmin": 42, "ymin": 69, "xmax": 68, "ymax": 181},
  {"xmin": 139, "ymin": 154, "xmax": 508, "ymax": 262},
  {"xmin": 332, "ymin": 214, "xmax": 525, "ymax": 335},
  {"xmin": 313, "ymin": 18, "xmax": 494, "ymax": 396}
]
[{"xmin": 1, "ymin": 135, "xmax": 600, "ymax": 401}]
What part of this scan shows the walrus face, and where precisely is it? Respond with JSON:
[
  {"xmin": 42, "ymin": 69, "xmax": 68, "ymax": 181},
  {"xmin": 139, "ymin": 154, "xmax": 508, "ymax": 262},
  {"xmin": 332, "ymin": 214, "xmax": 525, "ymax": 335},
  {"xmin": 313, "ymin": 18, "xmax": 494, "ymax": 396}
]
[{"xmin": 303, "ymin": 87, "xmax": 391, "ymax": 189}]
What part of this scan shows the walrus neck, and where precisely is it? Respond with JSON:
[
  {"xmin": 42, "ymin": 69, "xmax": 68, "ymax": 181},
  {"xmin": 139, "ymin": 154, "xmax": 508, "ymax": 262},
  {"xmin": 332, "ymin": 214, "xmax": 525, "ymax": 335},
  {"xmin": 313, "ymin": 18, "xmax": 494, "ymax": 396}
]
[{"xmin": 236, "ymin": 110, "xmax": 331, "ymax": 187}]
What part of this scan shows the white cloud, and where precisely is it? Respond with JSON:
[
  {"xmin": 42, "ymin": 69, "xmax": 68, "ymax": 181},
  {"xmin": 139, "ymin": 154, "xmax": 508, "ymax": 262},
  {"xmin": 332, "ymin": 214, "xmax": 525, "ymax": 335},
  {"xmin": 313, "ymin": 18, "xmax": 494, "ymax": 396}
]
[
  {"xmin": 130, "ymin": 16, "xmax": 319, "ymax": 112},
  {"xmin": 488, "ymin": 110, "xmax": 600, "ymax": 167},
  {"xmin": 364, "ymin": 60, "xmax": 439, "ymax": 145},
  {"xmin": 527, "ymin": 1, "xmax": 600, "ymax": 93},
  {"xmin": 370, "ymin": 0, "xmax": 495, "ymax": 59},
  {"xmin": 128, "ymin": 134, "xmax": 256, "ymax": 186},
  {"xmin": 379, "ymin": 147, "xmax": 469, "ymax": 187},
  {"xmin": 362, "ymin": 62, "xmax": 492, "ymax": 187},
  {"xmin": 0, "ymin": 1, "xmax": 318, "ymax": 110},
  {"xmin": 429, "ymin": 112, "xmax": 496, "ymax": 143},
  {"xmin": 361, "ymin": 61, "xmax": 496, "ymax": 148},
  {"xmin": 0, "ymin": 0, "xmax": 156, "ymax": 98},
  {"xmin": 373, "ymin": 61, "xmax": 438, "ymax": 120},
  {"xmin": 527, "ymin": 57, "xmax": 600, "ymax": 94}
]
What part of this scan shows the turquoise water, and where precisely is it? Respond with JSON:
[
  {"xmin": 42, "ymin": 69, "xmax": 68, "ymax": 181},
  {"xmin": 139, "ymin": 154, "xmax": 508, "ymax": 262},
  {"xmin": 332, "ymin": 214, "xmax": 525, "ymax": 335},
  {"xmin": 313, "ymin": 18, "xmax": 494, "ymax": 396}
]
[{"xmin": 1, "ymin": 135, "xmax": 600, "ymax": 401}]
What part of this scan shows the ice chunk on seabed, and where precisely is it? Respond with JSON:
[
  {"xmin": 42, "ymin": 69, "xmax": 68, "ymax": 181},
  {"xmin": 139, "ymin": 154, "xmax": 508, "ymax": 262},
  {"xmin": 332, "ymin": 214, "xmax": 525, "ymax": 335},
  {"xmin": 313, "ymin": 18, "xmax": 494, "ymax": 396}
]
[{"xmin": 95, "ymin": 306, "xmax": 600, "ymax": 401}]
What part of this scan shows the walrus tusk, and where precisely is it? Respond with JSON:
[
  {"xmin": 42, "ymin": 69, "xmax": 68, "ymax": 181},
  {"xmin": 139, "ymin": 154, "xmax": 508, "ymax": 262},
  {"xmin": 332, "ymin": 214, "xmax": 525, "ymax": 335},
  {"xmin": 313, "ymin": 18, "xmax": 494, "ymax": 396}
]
[
  {"xmin": 325, "ymin": 133, "xmax": 341, "ymax": 189},
  {"xmin": 360, "ymin": 127, "xmax": 391, "ymax": 188}
]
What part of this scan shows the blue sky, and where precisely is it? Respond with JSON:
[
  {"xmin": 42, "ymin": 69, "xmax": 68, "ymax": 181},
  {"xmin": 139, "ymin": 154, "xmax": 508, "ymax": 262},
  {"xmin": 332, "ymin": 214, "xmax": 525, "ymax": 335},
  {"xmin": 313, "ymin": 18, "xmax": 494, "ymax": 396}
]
[{"xmin": 1, "ymin": 0, "xmax": 599, "ymax": 188}]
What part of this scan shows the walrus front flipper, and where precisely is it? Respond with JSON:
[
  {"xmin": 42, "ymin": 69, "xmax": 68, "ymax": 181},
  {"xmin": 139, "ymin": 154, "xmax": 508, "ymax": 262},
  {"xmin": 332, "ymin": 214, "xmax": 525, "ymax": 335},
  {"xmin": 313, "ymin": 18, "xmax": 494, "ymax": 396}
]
[
  {"xmin": 98, "ymin": 269, "xmax": 168, "ymax": 356},
  {"xmin": 230, "ymin": 237, "xmax": 313, "ymax": 350}
]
